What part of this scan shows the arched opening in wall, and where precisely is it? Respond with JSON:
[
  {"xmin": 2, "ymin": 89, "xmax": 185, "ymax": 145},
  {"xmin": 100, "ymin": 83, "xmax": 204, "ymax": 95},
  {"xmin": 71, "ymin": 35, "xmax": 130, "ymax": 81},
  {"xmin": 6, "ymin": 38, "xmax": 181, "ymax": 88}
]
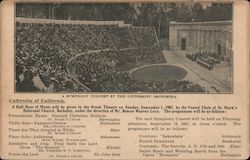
[{"xmin": 181, "ymin": 38, "xmax": 186, "ymax": 50}]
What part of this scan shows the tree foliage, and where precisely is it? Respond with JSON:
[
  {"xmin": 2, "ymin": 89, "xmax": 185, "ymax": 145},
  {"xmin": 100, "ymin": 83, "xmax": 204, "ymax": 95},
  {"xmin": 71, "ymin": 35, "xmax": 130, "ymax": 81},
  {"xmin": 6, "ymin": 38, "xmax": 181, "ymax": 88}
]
[{"xmin": 16, "ymin": 3, "xmax": 232, "ymax": 38}]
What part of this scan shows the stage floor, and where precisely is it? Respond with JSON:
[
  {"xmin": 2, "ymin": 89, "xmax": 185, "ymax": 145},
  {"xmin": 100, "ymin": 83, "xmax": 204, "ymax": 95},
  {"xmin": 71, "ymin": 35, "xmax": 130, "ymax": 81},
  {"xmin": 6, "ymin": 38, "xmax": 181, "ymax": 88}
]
[{"xmin": 163, "ymin": 50, "xmax": 232, "ymax": 93}]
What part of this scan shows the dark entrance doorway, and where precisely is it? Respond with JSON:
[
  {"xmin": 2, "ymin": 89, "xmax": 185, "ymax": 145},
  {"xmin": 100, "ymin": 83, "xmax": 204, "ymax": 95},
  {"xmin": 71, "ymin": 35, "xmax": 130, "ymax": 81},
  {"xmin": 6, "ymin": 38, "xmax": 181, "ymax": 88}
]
[
  {"xmin": 217, "ymin": 44, "xmax": 222, "ymax": 56},
  {"xmin": 181, "ymin": 38, "xmax": 186, "ymax": 50}
]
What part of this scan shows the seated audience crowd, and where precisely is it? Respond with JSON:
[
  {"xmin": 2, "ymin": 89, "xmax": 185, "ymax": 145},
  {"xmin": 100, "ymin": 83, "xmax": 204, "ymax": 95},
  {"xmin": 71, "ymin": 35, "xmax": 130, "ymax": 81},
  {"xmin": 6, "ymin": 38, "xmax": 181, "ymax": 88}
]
[
  {"xmin": 71, "ymin": 49, "xmax": 205, "ymax": 92},
  {"xmin": 16, "ymin": 22, "xmax": 205, "ymax": 92}
]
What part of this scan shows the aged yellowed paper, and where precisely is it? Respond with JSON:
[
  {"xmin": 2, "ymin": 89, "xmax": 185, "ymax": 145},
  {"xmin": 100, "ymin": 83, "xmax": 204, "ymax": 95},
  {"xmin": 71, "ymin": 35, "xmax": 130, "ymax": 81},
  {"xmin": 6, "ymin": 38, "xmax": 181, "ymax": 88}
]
[{"xmin": 0, "ymin": 0, "xmax": 249, "ymax": 159}]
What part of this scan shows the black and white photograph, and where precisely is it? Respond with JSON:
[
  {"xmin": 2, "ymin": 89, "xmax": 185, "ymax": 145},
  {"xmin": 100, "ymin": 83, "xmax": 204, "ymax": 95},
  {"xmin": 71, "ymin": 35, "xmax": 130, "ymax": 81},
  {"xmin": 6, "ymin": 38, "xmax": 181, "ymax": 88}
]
[{"xmin": 15, "ymin": 2, "xmax": 233, "ymax": 93}]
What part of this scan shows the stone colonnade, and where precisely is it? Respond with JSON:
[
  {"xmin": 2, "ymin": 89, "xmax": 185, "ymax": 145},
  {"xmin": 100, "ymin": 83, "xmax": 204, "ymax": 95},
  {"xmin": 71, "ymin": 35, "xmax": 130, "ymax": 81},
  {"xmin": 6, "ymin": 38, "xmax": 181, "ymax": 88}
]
[
  {"xmin": 186, "ymin": 29, "xmax": 232, "ymax": 55},
  {"xmin": 169, "ymin": 21, "xmax": 232, "ymax": 61}
]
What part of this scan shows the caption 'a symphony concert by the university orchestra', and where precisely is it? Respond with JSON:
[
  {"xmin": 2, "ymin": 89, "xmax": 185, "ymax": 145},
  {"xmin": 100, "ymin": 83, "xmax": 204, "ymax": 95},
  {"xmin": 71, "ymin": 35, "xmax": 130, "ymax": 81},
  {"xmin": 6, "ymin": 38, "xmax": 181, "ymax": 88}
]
[{"xmin": 15, "ymin": 3, "xmax": 233, "ymax": 93}]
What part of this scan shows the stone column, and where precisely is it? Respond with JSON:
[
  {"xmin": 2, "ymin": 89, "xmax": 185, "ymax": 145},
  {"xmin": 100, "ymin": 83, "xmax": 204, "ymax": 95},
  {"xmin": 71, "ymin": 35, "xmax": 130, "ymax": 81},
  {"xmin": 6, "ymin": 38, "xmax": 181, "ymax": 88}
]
[
  {"xmin": 203, "ymin": 30, "xmax": 206, "ymax": 51},
  {"xmin": 207, "ymin": 30, "xmax": 210, "ymax": 52},
  {"xmin": 209, "ymin": 30, "xmax": 213, "ymax": 53},
  {"xmin": 193, "ymin": 30, "xmax": 195, "ymax": 47},
  {"xmin": 199, "ymin": 30, "xmax": 202, "ymax": 49},
  {"xmin": 188, "ymin": 29, "xmax": 191, "ymax": 48},
  {"xmin": 199, "ymin": 30, "xmax": 202, "ymax": 50},
  {"xmin": 201, "ymin": 30, "xmax": 204, "ymax": 49},
  {"xmin": 197, "ymin": 30, "xmax": 200, "ymax": 48},
  {"xmin": 196, "ymin": 30, "xmax": 199, "ymax": 48},
  {"xmin": 195, "ymin": 30, "xmax": 198, "ymax": 47},
  {"xmin": 212, "ymin": 30, "xmax": 217, "ymax": 53},
  {"xmin": 222, "ymin": 30, "xmax": 226, "ymax": 56},
  {"xmin": 208, "ymin": 30, "xmax": 211, "ymax": 53},
  {"xmin": 190, "ymin": 30, "xmax": 193, "ymax": 47},
  {"xmin": 194, "ymin": 30, "xmax": 196, "ymax": 47},
  {"xmin": 225, "ymin": 30, "xmax": 229, "ymax": 57},
  {"xmin": 205, "ymin": 30, "xmax": 208, "ymax": 52}
]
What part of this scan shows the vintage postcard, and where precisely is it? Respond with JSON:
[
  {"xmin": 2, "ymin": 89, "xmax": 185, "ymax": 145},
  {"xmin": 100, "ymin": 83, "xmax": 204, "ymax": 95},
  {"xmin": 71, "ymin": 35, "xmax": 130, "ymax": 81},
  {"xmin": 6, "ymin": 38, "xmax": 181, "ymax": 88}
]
[{"xmin": 0, "ymin": 0, "xmax": 249, "ymax": 159}]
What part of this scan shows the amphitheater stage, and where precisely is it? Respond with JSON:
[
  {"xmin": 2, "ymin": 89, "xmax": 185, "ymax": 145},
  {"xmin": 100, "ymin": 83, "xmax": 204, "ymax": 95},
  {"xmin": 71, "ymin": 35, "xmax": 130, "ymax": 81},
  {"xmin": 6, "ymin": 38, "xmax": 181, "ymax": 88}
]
[
  {"xmin": 163, "ymin": 50, "xmax": 232, "ymax": 93},
  {"xmin": 129, "ymin": 64, "xmax": 187, "ymax": 82}
]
